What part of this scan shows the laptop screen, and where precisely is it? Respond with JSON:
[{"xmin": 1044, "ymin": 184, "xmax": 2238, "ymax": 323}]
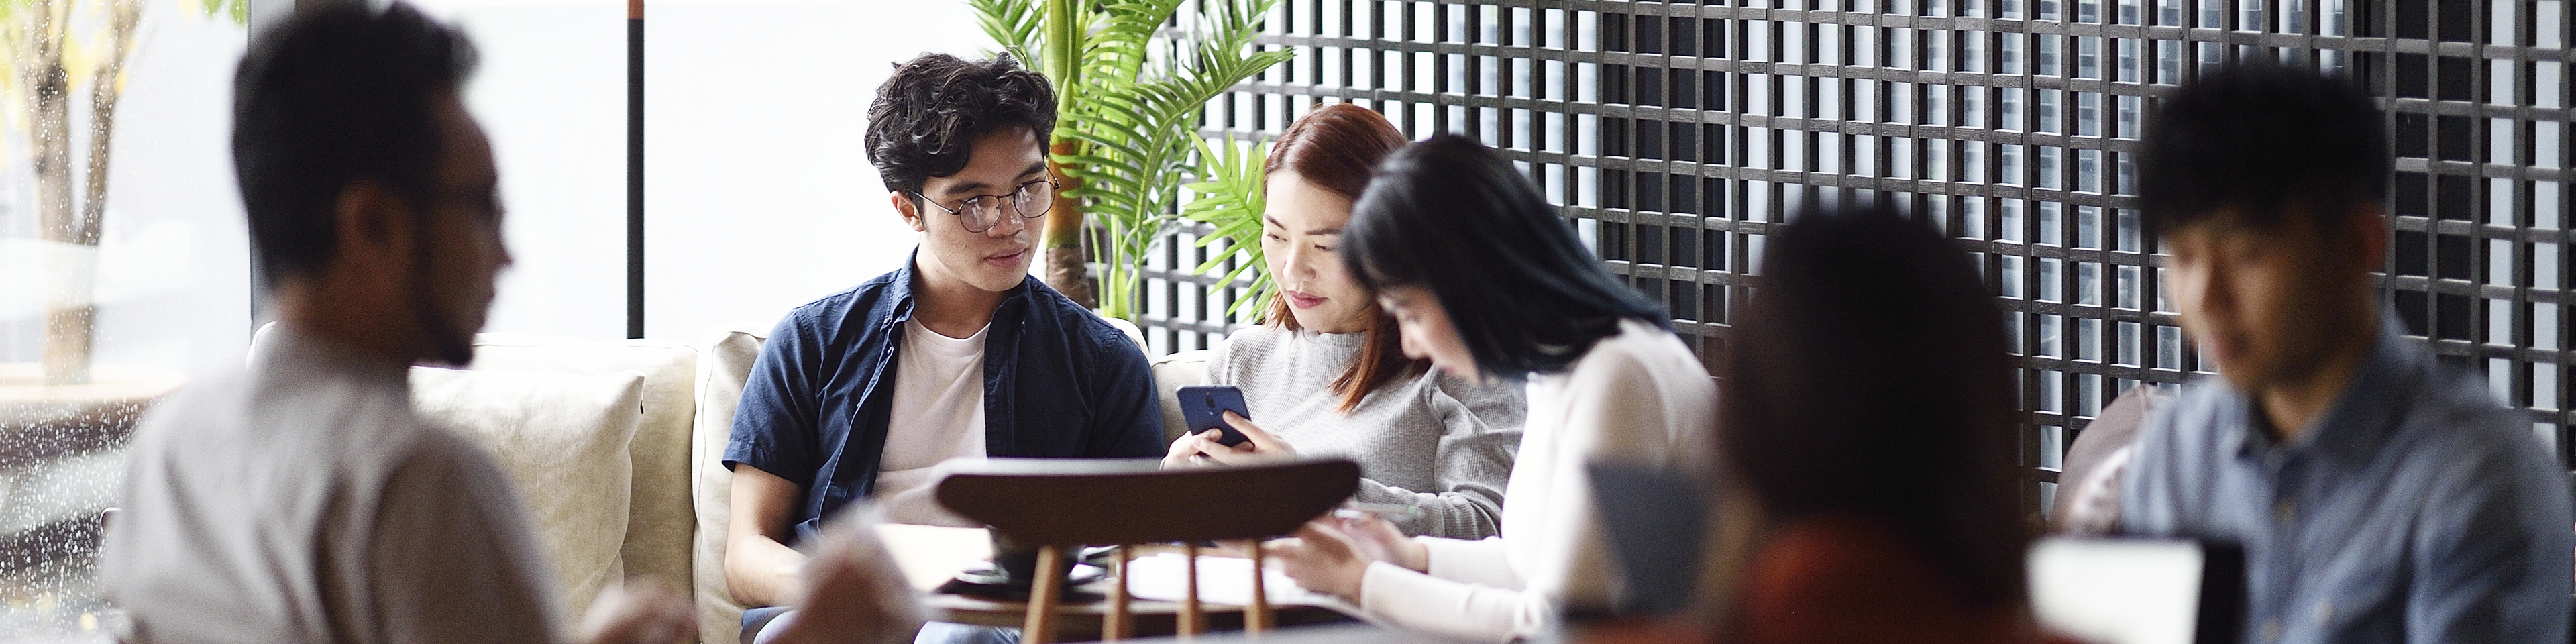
[
  {"xmin": 1585, "ymin": 462, "xmax": 1712, "ymax": 616},
  {"xmin": 2027, "ymin": 536, "xmax": 2243, "ymax": 644}
]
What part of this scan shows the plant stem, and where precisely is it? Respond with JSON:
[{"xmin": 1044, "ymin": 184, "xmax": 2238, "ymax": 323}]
[
  {"xmin": 1038, "ymin": 0, "xmax": 1096, "ymax": 309},
  {"xmin": 1043, "ymin": 141, "xmax": 1095, "ymax": 307}
]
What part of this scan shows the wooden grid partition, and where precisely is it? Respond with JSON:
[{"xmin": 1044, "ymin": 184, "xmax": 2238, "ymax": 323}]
[{"xmin": 1121, "ymin": 0, "xmax": 2573, "ymax": 515}]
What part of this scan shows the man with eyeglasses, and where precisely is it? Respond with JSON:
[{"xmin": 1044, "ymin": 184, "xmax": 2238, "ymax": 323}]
[{"xmin": 722, "ymin": 53, "xmax": 1163, "ymax": 643}]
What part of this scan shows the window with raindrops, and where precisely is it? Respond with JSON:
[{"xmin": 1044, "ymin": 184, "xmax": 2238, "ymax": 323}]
[{"xmin": 0, "ymin": 0, "xmax": 252, "ymax": 639}]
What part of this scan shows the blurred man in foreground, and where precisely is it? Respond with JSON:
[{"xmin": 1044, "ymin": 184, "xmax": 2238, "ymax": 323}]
[{"xmin": 100, "ymin": 5, "xmax": 694, "ymax": 643}]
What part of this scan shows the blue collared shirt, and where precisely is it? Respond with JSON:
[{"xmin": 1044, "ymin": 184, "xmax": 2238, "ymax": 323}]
[
  {"xmin": 723, "ymin": 260, "xmax": 1165, "ymax": 541},
  {"xmin": 2122, "ymin": 322, "xmax": 2574, "ymax": 644}
]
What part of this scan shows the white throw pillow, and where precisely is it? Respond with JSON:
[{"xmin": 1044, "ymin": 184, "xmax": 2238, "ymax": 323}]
[
  {"xmin": 690, "ymin": 324, "xmax": 769, "ymax": 644},
  {"xmin": 460, "ymin": 333, "xmax": 700, "ymax": 596},
  {"xmin": 412, "ymin": 366, "xmax": 645, "ymax": 628},
  {"xmin": 1151, "ymin": 348, "xmax": 1216, "ymax": 443}
]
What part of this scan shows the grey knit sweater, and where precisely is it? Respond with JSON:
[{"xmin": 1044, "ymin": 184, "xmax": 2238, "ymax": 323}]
[{"xmin": 1209, "ymin": 325, "xmax": 1525, "ymax": 539}]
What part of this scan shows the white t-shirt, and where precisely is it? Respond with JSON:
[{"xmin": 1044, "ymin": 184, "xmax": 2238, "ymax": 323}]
[
  {"xmin": 101, "ymin": 326, "xmax": 559, "ymax": 644},
  {"xmin": 871, "ymin": 318, "xmax": 989, "ymax": 526}
]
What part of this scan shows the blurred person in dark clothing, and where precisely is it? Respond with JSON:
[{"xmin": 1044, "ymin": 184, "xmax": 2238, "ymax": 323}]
[{"xmin": 1718, "ymin": 202, "xmax": 2057, "ymax": 644}]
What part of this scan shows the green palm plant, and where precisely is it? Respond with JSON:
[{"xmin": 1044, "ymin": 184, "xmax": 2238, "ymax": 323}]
[
  {"xmin": 1181, "ymin": 133, "xmax": 1271, "ymax": 323},
  {"xmin": 969, "ymin": 0, "xmax": 1291, "ymax": 323}
]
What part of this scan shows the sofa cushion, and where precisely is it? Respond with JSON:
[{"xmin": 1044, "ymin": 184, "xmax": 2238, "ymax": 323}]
[
  {"xmin": 1100, "ymin": 316, "xmax": 1148, "ymax": 356},
  {"xmin": 1150, "ymin": 349, "xmax": 1215, "ymax": 444},
  {"xmin": 462, "ymin": 333, "xmax": 701, "ymax": 599},
  {"xmin": 252, "ymin": 325, "xmax": 704, "ymax": 637},
  {"xmin": 691, "ymin": 323, "xmax": 770, "ymax": 644},
  {"xmin": 411, "ymin": 366, "xmax": 644, "ymax": 627}
]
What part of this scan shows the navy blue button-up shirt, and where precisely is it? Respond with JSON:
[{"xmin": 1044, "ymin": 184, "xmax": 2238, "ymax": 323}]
[
  {"xmin": 723, "ymin": 261, "xmax": 1165, "ymax": 541},
  {"xmin": 2122, "ymin": 322, "xmax": 2575, "ymax": 644}
]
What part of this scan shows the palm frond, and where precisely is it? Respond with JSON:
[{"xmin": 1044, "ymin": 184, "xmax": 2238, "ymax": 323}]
[
  {"xmin": 1080, "ymin": 0, "xmax": 1179, "ymax": 83},
  {"xmin": 1181, "ymin": 135, "xmax": 1274, "ymax": 321},
  {"xmin": 1008, "ymin": 0, "xmax": 1291, "ymax": 322},
  {"xmin": 967, "ymin": 0, "xmax": 1044, "ymax": 67}
]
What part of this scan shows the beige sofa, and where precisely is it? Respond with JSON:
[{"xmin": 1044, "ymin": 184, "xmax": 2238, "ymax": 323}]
[
  {"xmin": 409, "ymin": 318, "xmax": 1190, "ymax": 644},
  {"xmin": 258, "ymin": 329, "xmax": 706, "ymax": 638},
  {"xmin": 686, "ymin": 324, "xmax": 763, "ymax": 644},
  {"xmin": 1146, "ymin": 349, "xmax": 1214, "ymax": 443}
]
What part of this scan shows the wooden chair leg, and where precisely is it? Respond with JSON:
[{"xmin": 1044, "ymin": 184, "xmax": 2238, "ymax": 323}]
[
  {"xmin": 1105, "ymin": 544, "xmax": 1132, "ymax": 642},
  {"xmin": 1247, "ymin": 540, "xmax": 1273, "ymax": 634},
  {"xmin": 1024, "ymin": 545, "xmax": 1064, "ymax": 644},
  {"xmin": 1180, "ymin": 542, "xmax": 1205, "ymax": 639}
]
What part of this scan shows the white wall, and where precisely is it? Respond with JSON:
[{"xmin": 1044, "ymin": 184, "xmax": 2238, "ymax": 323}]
[{"xmin": 416, "ymin": 0, "xmax": 990, "ymax": 343}]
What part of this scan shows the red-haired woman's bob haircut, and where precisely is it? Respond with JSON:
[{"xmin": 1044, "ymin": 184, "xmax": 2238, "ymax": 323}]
[{"xmin": 1262, "ymin": 103, "xmax": 1420, "ymax": 412}]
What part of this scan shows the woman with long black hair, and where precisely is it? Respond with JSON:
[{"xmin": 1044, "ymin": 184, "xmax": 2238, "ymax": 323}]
[{"xmin": 1267, "ymin": 134, "xmax": 1718, "ymax": 643}]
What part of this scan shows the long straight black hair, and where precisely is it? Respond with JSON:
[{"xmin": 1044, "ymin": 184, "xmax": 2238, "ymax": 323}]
[{"xmin": 1341, "ymin": 134, "xmax": 1664, "ymax": 380}]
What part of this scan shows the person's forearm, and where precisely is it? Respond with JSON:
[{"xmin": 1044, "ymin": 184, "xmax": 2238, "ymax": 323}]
[
  {"xmin": 1357, "ymin": 561, "xmax": 1546, "ymax": 643},
  {"xmin": 1351, "ymin": 478, "xmax": 1503, "ymax": 539},
  {"xmin": 726, "ymin": 534, "xmax": 808, "ymax": 607},
  {"xmin": 727, "ymin": 465, "xmax": 812, "ymax": 607}
]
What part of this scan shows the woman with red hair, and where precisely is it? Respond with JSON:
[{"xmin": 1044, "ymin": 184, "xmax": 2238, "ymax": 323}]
[{"xmin": 1163, "ymin": 103, "xmax": 1525, "ymax": 540}]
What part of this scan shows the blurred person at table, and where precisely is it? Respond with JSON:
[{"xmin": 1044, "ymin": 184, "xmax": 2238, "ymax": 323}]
[
  {"xmin": 1163, "ymin": 103, "xmax": 1525, "ymax": 539},
  {"xmin": 722, "ymin": 53, "xmax": 1165, "ymax": 643},
  {"xmin": 1717, "ymin": 202, "xmax": 2055, "ymax": 644},
  {"xmin": 1263, "ymin": 135, "xmax": 1717, "ymax": 643},
  {"xmin": 2119, "ymin": 61, "xmax": 2571, "ymax": 644},
  {"xmin": 99, "ymin": 5, "xmax": 695, "ymax": 644},
  {"xmin": 759, "ymin": 508, "xmax": 930, "ymax": 644}
]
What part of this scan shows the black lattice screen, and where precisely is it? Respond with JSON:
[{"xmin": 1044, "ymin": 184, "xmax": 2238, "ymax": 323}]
[{"xmin": 1128, "ymin": 0, "xmax": 2573, "ymax": 516}]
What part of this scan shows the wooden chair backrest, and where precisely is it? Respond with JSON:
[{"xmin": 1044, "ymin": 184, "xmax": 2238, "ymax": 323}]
[
  {"xmin": 934, "ymin": 458, "xmax": 1362, "ymax": 642},
  {"xmin": 936, "ymin": 458, "xmax": 1360, "ymax": 544}
]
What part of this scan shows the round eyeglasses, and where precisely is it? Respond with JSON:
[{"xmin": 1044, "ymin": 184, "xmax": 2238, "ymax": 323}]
[{"xmin": 912, "ymin": 178, "xmax": 1058, "ymax": 233}]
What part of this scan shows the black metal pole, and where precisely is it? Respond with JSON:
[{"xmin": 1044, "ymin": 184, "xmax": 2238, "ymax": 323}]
[{"xmin": 626, "ymin": 0, "xmax": 645, "ymax": 339}]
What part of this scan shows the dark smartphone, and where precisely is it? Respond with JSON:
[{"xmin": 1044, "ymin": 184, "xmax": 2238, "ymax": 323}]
[{"xmin": 1176, "ymin": 385, "xmax": 1252, "ymax": 447}]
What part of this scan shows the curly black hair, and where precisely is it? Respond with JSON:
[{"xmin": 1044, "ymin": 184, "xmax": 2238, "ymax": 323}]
[
  {"xmin": 2137, "ymin": 60, "xmax": 2387, "ymax": 235},
  {"xmin": 863, "ymin": 53, "xmax": 1057, "ymax": 197}
]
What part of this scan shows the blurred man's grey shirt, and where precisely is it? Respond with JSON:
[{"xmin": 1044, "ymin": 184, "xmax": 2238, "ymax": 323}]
[
  {"xmin": 2123, "ymin": 321, "xmax": 2575, "ymax": 644},
  {"xmin": 100, "ymin": 326, "xmax": 559, "ymax": 644}
]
